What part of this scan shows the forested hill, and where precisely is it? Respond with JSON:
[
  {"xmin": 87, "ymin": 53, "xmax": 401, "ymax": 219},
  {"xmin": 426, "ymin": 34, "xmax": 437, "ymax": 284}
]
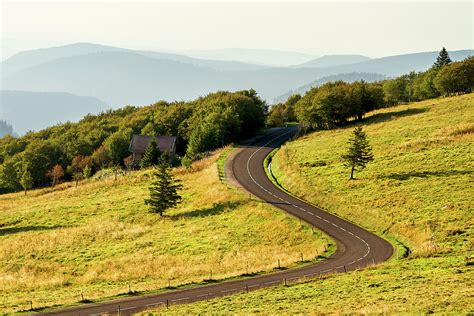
[
  {"xmin": 274, "ymin": 72, "xmax": 387, "ymax": 103},
  {"xmin": 0, "ymin": 90, "xmax": 266, "ymax": 193},
  {"xmin": 268, "ymin": 55, "xmax": 473, "ymax": 129}
]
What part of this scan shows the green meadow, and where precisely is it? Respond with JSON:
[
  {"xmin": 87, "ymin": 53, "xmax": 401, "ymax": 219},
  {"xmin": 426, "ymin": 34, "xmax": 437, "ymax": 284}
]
[
  {"xmin": 145, "ymin": 94, "xmax": 473, "ymax": 314},
  {"xmin": 0, "ymin": 149, "xmax": 331, "ymax": 313}
]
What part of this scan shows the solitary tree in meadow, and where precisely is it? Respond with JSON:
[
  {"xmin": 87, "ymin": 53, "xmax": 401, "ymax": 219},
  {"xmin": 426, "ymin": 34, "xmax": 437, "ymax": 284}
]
[
  {"xmin": 145, "ymin": 162, "xmax": 182, "ymax": 216},
  {"xmin": 434, "ymin": 47, "xmax": 452, "ymax": 68},
  {"xmin": 342, "ymin": 126, "xmax": 374, "ymax": 180}
]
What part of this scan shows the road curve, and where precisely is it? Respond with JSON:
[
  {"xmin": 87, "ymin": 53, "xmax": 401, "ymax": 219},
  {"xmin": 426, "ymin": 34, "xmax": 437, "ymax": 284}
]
[{"xmin": 38, "ymin": 127, "xmax": 393, "ymax": 316}]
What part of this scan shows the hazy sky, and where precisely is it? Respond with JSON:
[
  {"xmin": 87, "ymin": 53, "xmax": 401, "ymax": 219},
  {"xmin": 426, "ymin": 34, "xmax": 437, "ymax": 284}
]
[{"xmin": 1, "ymin": 0, "xmax": 473, "ymax": 58}]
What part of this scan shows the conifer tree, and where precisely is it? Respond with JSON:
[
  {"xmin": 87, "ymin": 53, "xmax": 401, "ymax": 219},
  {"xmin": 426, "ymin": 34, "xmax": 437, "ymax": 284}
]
[
  {"xmin": 342, "ymin": 126, "xmax": 374, "ymax": 180},
  {"xmin": 145, "ymin": 162, "xmax": 182, "ymax": 216},
  {"xmin": 434, "ymin": 47, "xmax": 452, "ymax": 68},
  {"xmin": 140, "ymin": 139, "xmax": 161, "ymax": 169}
]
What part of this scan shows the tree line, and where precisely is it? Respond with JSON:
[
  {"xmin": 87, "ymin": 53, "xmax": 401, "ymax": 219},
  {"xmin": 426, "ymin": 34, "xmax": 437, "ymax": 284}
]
[
  {"xmin": 0, "ymin": 90, "xmax": 266, "ymax": 193},
  {"xmin": 268, "ymin": 49, "xmax": 473, "ymax": 129}
]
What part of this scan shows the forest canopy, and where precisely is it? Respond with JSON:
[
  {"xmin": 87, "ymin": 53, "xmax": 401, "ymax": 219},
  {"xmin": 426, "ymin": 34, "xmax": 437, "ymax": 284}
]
[{"xmin": 0, "ymin": 90, "xmax": 266, "ymax": 193}]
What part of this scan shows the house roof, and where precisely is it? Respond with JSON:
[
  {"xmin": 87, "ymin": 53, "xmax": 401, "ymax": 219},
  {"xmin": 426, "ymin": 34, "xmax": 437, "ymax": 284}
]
[{"xmin": 129, "ymin": 134, "xmax": 176, "ymax": 154}]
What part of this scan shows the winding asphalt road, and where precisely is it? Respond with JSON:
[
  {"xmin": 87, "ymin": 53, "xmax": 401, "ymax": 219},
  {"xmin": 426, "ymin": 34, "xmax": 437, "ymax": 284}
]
[{"xmin": 39, "ymin": 127, "xmax": 393, "ymax": 316}]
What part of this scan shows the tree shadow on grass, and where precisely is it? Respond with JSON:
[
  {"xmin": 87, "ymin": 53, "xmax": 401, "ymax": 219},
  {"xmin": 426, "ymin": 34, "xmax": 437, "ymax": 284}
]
[
  {"xmin": 0, "ymin": 225, "xmax": 63, "ymax": 237},
  {"xmin": 380, "ymin": 169, "xmax": 472, "ymax": 181},
  {"xmin": 169, "ymin": 201, "xmax": 243, "ymax": 220},
  {"xmin": 363, "ymin": 107, "xmax": 428, "ymax": 125}
]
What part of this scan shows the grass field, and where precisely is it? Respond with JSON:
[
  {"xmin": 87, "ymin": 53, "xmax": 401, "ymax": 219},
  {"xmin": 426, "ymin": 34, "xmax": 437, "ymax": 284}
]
[
  {"xmin": 0, "ymin": 148, "xmax": 332, "ymax": 313},
  {"xmin": 144, "ymin": 94, "xmax": 474, "ymax": 314}
]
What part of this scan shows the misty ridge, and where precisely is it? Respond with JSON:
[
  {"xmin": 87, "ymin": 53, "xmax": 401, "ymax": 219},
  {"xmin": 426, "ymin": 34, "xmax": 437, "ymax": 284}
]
[{"xmin": 0, "ymin": 42, "xmax": 473, "ymax": 136}]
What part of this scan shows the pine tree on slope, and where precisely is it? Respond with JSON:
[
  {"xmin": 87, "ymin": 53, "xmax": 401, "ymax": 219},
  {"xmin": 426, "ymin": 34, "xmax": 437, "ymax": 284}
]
[
  {"xmin": 342, "ymin": 126, "xmax": 374, "ymax": 180},
  {"xmin": 145, "ymin": 163, "xmax": 182, "ymax": 216},
  {"xmin": 140, "ymin": 139, "xmax": 161, "ymax": 169},
  {"xmin": 434, "ymin": 47, "xmax": 452, "ymax": 68}
]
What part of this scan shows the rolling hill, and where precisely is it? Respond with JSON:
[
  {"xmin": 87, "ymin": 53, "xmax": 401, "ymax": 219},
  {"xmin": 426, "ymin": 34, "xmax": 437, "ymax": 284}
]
[
  {"xmin": 0, "ymin": 43, "xmax": 266, "ymax": 78},
  {"xmin": 293, "ymin": 54, "xmax": 371, "ymax": 68},
  {"xmin": 1, "ymin": 43, "xmax": 472, "ymax": 109},
  {"xmin": 1, "ymin": 52, "xmax": 225, "ymax": 106},
  {"xmin": 0, "ymin": 43, "xmax": 127, "ymax": 77},
  {"xmin": 0, "ymin": 50, "xmax": 325, "ymax": 106},
  {"xmin": 173, "ymin": 48, "xmax": 315, "ymax": 66},
  {"xmin": 0, "ymin": 90, "xmax": 109, "ymax": 134},
  {"xmin": 320, "ymin": 49, "xmax": 474, "ymax": 76}
]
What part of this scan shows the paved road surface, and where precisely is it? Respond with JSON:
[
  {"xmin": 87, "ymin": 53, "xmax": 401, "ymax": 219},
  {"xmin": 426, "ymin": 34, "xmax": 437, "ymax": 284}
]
[{"xmin": 38, "ymin": 127, "xmax": 393, "ymax": 316}]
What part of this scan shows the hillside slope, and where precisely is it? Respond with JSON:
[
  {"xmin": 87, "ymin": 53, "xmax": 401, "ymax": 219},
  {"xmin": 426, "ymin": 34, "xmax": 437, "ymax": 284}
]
[
  {"xmin": 294, "ymin": 54, "xmax": 371, "ymax": 68},
  {"xmin": 1, "ymin": 51, "xmax": 225, "ymax": 106},
  {"xmin": 0, "ymin": 43, "xmax": 127, "ymax": 77},
  {"xmin": 0, "ymin": 149, "xmax": 331, "ymax": 313},
  {"xmin": 0, "ymin": 42, "xmax": 265, "ymax": 77},
  {"xmin": 150, "ymin": 94, "xmax": 474, "ymax": 314},
  {"xmin": 0, "ymin": 50, "xmax": 325, "ymax": 105},
  {"xmin": 0, "ymin": 90, "xmax": 110, "ymax": 134},
  {"xmin": 321, "ymin": 49, "xmax": 474, "ymax": 76}
]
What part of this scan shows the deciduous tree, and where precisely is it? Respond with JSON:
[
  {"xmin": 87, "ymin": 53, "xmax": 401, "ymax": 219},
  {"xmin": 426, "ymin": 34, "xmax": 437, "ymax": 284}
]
[
  {"xmin": 47, "ymin": 164, "xmax": 65, "ymax": 187},
  {"xmin": 434, "ymin": 57, "xmax": 474, "ymax": 95},
  {"xmin": 92, "ymin": 145, "xmax": 110, "ymax": 169},
  {"xmin": 104, "ymin": 128, "xmax": 132, "ymax": 165},
  {"xmin": 0, "ymin": 159, "xmax": 20, "ymax": 193},
  {"xmin": 20, "ymin": 166, "xmax": 34, "ymax": 195}
]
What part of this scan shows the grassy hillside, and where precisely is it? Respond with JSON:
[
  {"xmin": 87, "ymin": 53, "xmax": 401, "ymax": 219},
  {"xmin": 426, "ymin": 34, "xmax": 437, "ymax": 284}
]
[
  {"xmin": 145, "ymin": 94, "xmax": 474, "ymax": 314},
  {"xmin": 0, "ymin": 148, "xmax": 331, "ymax": 313}
]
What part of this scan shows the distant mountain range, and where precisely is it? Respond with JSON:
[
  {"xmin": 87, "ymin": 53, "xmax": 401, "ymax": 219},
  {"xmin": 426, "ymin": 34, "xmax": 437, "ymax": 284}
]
[
  {"xmin": 0, "ymin": 90, "xmax": 109, "ymax": 134},
  {"xmin": 1, "ymin": 43, "xmax": 472, "ymax": 134},
  {"xmin": 293, "ymin": 55, "xmax": 371, "ymax": 68},
  {"xmin": 312, "ymin": 50, "xmax": 473, "ymax": 76},
  {"xmin": 1, "ymin": 42, "xmax": 266, "ymax": 77},
  {"xmin": 274, "ymin": 72, "xmax": 387, "ymax": 103},
  {"xmin": 170, "ymin": 48, "xmax": 315, "ymax": 66}
]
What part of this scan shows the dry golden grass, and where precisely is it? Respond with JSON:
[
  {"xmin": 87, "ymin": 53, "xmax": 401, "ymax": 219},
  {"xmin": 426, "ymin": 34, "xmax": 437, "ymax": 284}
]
[{"xmin": 0, "ymin": 148, "xmax": 330, "ymax": 313}]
